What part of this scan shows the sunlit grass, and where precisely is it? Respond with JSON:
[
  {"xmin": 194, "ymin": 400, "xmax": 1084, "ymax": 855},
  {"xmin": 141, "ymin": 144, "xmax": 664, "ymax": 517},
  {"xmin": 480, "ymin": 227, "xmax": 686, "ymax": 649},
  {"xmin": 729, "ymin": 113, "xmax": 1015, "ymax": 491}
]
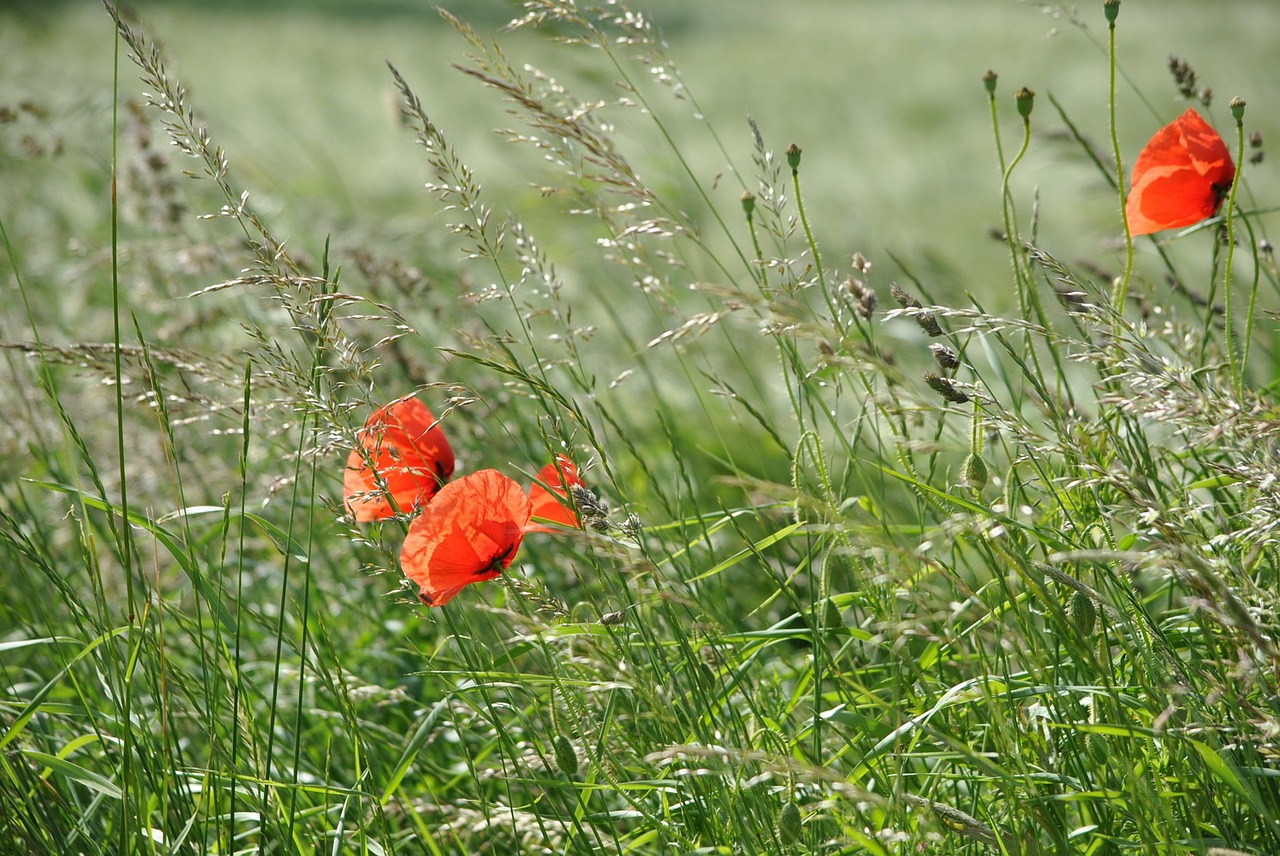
[{"xmin": 3, "ymin": 1, "xmax": 1280, "ymax": 854}]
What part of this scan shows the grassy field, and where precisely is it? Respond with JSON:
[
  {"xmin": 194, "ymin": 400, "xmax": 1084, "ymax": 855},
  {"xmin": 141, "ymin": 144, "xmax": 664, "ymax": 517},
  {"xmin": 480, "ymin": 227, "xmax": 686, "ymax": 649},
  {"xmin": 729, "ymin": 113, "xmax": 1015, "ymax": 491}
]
[{"xmin": 4, "ymin": 0, "xmax": 1280, "ymax": 853}]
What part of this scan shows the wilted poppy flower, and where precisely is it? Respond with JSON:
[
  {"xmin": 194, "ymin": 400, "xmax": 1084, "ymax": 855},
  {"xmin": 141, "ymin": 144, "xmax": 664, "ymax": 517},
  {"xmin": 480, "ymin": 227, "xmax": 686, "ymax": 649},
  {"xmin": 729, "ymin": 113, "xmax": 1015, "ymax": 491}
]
[
  {"xmin": 400, "ymin": 469, "xmax": 533, "ymax": 607},
  {"xmin": 528, "ymin": 456, "xmax": 584, "ymax": 530},
  {"xmin": 344, "ymin": 395, "xmax": 455, "ymax": 522},
  {"xmin": 1127, "ymin": 108, "xmax": 1235, "ymax": 236}
]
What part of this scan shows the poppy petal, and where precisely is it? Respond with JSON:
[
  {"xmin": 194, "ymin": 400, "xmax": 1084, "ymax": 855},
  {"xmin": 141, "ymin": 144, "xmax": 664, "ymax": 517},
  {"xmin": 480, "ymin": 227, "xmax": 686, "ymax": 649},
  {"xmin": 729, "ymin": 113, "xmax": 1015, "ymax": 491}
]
[
  {"xmin": 528, "ymin": 456, "xmax": 584, "ymax": 530},
  {"xmin": 400, "ymin": 469, "xmax": 533, "ymax": 606},
  {"xmin": 1126, "ymin": 108, "xmax": 1235, "ymax": 236},
  {"xmin": 344, "ymin": 395, "xmax": 455, "ymax": 522}
]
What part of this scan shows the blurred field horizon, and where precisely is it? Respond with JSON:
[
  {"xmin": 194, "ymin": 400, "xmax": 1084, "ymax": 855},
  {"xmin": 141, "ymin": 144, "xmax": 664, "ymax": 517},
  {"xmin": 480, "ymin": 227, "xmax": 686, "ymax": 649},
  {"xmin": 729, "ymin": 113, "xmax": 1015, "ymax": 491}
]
[{"xmin": 7, "ymin": 0, "xmax": 1279, "ymax": 323}]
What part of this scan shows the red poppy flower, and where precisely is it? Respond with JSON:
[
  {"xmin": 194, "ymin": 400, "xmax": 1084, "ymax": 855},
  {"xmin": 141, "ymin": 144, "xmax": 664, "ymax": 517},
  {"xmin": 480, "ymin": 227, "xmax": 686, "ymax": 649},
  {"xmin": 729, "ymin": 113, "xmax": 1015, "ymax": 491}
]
[
  {"xmin": 400, "ymin": 469, "xmax": 533, "ymax": 607},
  {"xmin": 1126, "ymin": 108, "xmax": 1235, "ymax": 237},
  {"xmin": 344, "ymin": 395, "xmax": 455, "ymax": 522},
  {"xmin": 528, "ymin": 456, "xmax": 584, "ymax": 530}
]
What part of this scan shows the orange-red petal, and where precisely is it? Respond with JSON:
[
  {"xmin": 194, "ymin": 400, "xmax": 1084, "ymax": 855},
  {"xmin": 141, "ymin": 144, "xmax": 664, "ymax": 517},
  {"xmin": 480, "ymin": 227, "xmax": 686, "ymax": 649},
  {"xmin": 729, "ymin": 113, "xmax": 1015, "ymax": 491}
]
[
  {"xmin": 400, "ymin": 469, "xmax": 532, "ymax": 607},
  {"xmin": 344, "ymin": 395, "xmax": 455, "ymax": 522},
  {"xmin": 528, "ymin": 456, "xmax": 583, "ymax": 530},
  {"xmin": 1126, "ymin": 108, "xmax": 1235, "ymax": 236}
]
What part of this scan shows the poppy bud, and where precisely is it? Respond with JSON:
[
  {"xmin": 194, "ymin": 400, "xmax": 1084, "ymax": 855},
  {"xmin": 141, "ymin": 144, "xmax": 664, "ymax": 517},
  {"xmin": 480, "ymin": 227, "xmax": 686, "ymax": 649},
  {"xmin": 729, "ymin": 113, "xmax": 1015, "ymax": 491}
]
[
  {"xmin": 982, "ymin": 69, "xmax": 998, "ymax": 95},
  {"xmin": 1102, "ymin": 0, "xmax": 1119, "ymax": 24},
  {"xmin": 777, "ymin": 801, "xmax": 802, "ymax": 845},
  {"xmin": 963, "ymin": 452, "xmax": 989, "ymax": 492},
  {"xmin": 819, "ymin": 597, "xmax": 843, "ymax": 631},
  {"xmin": 1015, "ymin": 87, "xmax": 1036, "ymax": 120},
  {"xmin": 740, "ymin": 190, "xmax": 756, "ymax": 217},
  {"xmin": 553, "ymin": 734, "xmax": 579, "ymax": 777},
  {"xmin": 785, "ymin": 143, "xmax": 802, "ymax": 171},
  {"xmin": 1068, "ymin": 590, "xmax": 1097, "ymax": 635},
  {"xmin": 1230, "ymin": 96, "xmax": 1246, "ymax": 122}
]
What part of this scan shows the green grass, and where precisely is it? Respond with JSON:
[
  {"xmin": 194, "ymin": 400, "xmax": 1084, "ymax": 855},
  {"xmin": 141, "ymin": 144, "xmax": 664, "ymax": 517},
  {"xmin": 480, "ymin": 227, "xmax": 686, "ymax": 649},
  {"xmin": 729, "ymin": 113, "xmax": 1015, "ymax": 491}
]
[{"xmin": 3, "ymin": 1, "xmax": 1280, "ymax": 853}]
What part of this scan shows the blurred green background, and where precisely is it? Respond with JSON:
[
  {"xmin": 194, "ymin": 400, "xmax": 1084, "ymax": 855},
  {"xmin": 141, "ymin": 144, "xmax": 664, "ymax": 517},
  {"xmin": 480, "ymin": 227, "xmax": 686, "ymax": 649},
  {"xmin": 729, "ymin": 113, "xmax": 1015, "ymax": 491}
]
[{"xmin": 3, "ymin": 0, "xmax": 1278, "ymax": 316}]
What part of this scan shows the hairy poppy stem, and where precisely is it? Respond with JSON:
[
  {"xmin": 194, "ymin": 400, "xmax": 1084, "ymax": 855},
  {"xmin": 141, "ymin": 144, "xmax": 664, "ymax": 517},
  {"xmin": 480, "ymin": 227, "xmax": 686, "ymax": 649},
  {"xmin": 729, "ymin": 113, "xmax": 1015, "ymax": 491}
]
[
  {"xmin": 1109, "ymin": 1, "xmax": 1136, "ymax": 315},
  {"xmin": 1223, "ymin": 97, "xmax": 1247, "ymax": 398}
]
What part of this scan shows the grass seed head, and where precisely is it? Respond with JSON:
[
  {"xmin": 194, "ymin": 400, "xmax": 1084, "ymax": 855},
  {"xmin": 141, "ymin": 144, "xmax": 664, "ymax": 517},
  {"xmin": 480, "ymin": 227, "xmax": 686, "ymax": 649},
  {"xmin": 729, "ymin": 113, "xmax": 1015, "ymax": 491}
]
[
  {"xmin": 931, "ymin": 343, "xmax": 960, "ymax": 371},
  {"xmin": 924, "ymin": 372, "xmax": 970, "ymax": 404}
]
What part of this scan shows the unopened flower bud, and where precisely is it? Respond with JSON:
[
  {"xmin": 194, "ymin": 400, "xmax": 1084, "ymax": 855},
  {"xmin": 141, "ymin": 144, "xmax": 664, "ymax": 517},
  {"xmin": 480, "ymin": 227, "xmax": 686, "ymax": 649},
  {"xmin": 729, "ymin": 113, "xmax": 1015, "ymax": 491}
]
[
  {"xmin": 1015, "ymin": 87, "xmax": 1036, "ymax": 120},
  {"xmin": 777, "ymin": 801, "xmax": 802, "ymax": 846},
  {"xmin": 963, "ymin": 452, "xmax": 989, "ymax": 491},
  {"xmin": 553, "ymin": 734, "xmax": 579, "ymax": 777},
  {"xmin": 1069, "ymin": 590, "xmax": 1097, "ymax": 635},
  {"xmin": 785, "ymin": 143, "xmax": 802, "ymax": 171}
]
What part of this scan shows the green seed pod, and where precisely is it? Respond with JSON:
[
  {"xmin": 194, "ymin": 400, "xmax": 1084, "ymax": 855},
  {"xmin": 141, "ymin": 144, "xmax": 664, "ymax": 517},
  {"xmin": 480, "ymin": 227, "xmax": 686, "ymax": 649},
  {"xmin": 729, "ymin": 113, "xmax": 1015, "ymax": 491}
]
[
  {"xmin": 777, "ymin": 800, "xmax": 802, "ymax": 846},
  {"xmin": 785, "ymin": 143, "xmax": 802, "ymax": 171},
  {"xmin": 1086, "ymin": 732, "xmax": 1108, "ymax": 764},
  {"xmin": 982, "ymin": 69, "xmax": 998, "ymax": 95},
  {"xmin": 1103, "ymin": 0, "xmax": 1120, "ymax": 25},
  {"xmin": 1015, "ymin": 86, "xmax": 1036, "ymax": 120},
  {"xmin": 1068, "ymin": 591, "xmax": 1097, "ymax": 635},
  {"xmin": 820, "ymin": 597, "xmax": 843, "ymax": 631},
  {"xmin": 553, "ymin": 734, "xmax": 578, "ymax": 777},
  {"xmin": 962, "ymin": 452, "xmax": 989, "ymax": 492},
  {"xmin": 1230, "ymin": 96, "xmax": 1246, "ymax": 122},
  {"xmin": 740, "ymin": 190, "xmax": 756, "ymax": 217}
]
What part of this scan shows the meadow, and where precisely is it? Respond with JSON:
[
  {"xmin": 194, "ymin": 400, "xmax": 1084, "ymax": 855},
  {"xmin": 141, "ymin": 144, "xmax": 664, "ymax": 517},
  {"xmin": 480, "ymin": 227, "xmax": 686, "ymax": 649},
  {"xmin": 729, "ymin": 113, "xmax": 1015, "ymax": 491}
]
[{"xmin": 3, "ymin": 0, "xmax": 1280, "ymax": 853}]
